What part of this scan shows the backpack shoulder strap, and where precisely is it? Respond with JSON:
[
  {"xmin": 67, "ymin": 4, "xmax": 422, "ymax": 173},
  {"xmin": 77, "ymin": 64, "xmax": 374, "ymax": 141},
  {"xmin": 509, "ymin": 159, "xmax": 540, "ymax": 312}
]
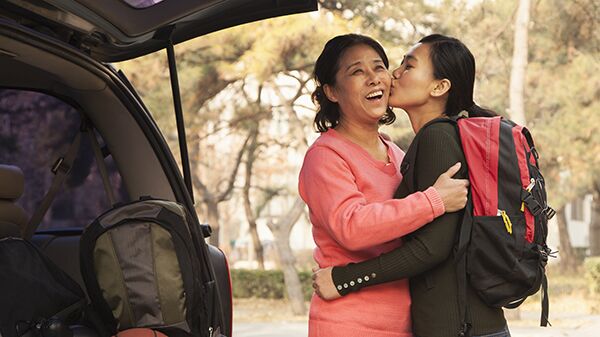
[
  {"xmin": 456, "ymin": 196, "xmax": 473, "ymax": 337},
  {"xmin": 79, "ymin": 218, "xmax": 119, "ymax": 336}
]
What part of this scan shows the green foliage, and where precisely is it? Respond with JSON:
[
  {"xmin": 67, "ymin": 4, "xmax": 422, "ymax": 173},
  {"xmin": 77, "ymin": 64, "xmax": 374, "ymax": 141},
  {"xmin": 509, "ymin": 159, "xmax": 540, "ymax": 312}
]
[
  {"xmin": 528, "ymin": 49, "xmax": 600, "ymax": 208},
  {"xmin": 231, "ymin": 269, "xmax": 313, "ymax": 300},
  {"xmin": 584, "ymin": 257, "xmax": 600, "ymax": 296}
]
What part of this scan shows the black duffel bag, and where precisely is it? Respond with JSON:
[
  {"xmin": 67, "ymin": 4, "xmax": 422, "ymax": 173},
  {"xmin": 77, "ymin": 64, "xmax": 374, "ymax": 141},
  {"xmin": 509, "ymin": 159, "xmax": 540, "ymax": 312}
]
[{"xmin": 0, "ymin": 237, "xmax": 85, "ymax": 337}]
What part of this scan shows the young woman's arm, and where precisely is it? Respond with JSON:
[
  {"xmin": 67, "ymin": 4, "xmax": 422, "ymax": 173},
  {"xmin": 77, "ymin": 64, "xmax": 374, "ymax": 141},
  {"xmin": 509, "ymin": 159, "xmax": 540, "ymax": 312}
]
[{"xmin": 314, "ymin": 124, "xmax": 468, "ymax": 296}]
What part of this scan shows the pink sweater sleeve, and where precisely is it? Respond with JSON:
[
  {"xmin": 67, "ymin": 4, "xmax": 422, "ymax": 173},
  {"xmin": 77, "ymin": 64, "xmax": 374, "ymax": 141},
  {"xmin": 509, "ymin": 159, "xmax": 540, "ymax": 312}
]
[{"xmin": 299, "ymin": 146, "xmax": 445, "ymax": 251}]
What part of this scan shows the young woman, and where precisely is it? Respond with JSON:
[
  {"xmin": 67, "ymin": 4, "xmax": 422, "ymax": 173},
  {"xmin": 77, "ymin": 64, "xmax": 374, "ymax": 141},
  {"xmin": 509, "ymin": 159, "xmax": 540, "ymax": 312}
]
[
  {"xmin": 311, "ymin": 34, "xmax": 509, "ymax": 337},
  {"xmin": 298, "ymin": 34, "xmax": 469, "ymax": 337}
]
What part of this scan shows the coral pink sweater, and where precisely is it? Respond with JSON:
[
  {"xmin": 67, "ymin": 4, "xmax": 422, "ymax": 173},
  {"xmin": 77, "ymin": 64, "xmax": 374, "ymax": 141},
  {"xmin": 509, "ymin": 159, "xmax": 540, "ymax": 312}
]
[{"xmin": 298, "ymin": 129, "xmax": 445, "ymax": 337}]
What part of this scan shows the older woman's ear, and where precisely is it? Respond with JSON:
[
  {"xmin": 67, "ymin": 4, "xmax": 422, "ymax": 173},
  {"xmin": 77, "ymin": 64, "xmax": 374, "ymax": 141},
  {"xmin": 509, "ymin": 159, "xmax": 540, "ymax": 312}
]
[
  {"xmin": 431, "ymin": 79, "xmax": 451, "ymax": 97},
  {"xmin": 323, "ymin": 84, "xmax": 339, "ymax": 103}
]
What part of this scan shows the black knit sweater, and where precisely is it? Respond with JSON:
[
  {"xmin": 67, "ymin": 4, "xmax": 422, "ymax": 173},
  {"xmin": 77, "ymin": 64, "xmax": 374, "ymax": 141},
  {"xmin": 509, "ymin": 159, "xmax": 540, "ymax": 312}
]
[{"xmin": 331, "ymin": 119, "xmax": 506, "ymax": 337}]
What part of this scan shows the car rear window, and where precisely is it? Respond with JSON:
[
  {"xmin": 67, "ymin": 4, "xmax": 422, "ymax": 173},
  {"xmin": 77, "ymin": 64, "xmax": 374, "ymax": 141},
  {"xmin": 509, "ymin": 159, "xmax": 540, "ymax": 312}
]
[
  {"xmin": 121, "ymin": 0, "xmax": 166, "ymax": 9},
  {"xmin": 0, "ymin": 88, "xmax": 127, "ymax": 230}
]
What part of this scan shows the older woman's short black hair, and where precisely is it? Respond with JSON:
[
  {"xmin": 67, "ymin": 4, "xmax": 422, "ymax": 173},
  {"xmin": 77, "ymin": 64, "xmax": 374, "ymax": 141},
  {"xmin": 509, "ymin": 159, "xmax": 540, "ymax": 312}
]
[{"xmin": 312, "ymin": 34, "xmax": 396, "ymax": 132}]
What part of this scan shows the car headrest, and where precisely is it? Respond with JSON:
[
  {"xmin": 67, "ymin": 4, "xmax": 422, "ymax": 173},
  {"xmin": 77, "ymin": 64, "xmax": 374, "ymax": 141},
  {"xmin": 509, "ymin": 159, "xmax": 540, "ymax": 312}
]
[
  {"xmin": 0, "ymin": 164, "xmax": 25, "ymax": 200},
  {"xmin": 0, "ymin": 165, "xmax": 27, "ymax": 237}
]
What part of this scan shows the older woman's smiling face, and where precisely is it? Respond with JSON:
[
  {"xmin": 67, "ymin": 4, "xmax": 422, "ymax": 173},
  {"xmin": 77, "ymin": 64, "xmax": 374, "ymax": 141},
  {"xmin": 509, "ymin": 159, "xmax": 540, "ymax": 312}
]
[{"xmin": 324, "ymin": 43, "xmax": 392, "ymax": 126}]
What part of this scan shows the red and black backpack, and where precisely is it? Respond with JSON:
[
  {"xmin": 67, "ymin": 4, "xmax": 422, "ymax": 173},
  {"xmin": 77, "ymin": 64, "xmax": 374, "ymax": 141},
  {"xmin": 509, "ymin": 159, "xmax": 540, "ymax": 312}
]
[{"xmin": 407, "ymin": 115, "xmax": 555, "ymax": 336}]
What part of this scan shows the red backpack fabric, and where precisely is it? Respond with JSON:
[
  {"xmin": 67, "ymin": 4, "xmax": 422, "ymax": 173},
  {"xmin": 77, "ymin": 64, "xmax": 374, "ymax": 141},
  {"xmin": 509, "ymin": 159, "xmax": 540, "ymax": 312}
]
[{"xmin": 405, "ymin": 116, "xmax": 555, "ymax": 336}]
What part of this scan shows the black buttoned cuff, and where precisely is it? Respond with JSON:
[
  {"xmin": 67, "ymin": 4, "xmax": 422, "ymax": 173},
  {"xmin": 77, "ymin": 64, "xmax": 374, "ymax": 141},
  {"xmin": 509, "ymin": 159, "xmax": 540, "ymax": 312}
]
[{"xmin": 331, "ymin": 263, "xmax": 378, "ymax": 296}]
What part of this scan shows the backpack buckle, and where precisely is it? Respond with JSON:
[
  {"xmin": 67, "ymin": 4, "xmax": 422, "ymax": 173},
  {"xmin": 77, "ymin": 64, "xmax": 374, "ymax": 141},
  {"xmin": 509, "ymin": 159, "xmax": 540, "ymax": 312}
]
[
  {"xmin": 545, "ymin": 207, "xmax": 556, "ymax": 220},
  {"xmin": 522, "ymin": 191, "xmax": 543, "ymax": 216}
]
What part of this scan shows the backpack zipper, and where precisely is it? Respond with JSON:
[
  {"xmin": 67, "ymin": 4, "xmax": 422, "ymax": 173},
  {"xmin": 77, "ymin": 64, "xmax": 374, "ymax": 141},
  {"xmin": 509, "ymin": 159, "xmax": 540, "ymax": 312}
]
[
  {"xmin": 521, "ymin": 178, "xmax": 536, "ymax": 212},
  {"xmin": 498, "ymin": 209, "xmax": 513, "ymax": 234}
]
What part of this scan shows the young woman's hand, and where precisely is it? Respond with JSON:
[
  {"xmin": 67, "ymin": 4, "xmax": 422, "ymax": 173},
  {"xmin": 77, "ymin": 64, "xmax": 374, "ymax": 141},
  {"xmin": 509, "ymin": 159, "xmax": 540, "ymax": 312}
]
[
  {"xmin": 433, "ymin": 162, "xmax": 469, "ymax": 212},
  {"xmin": 312, "ymin": 266, "xmax": 341, "ymax": 300}
]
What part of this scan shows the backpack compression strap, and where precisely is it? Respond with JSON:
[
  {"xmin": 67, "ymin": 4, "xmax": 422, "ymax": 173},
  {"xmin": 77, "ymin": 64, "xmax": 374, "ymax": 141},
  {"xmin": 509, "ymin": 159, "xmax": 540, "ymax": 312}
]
[{"xmin": 540, "ymin": 274, "xmax": 549, "ymax": 326}]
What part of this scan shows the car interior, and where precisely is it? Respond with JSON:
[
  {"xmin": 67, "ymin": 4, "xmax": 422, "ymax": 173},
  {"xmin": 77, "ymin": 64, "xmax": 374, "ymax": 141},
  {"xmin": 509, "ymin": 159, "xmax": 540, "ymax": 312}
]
[{"xmin": 0, "ymin": 164, "xmax": 27, "ymax": 239}]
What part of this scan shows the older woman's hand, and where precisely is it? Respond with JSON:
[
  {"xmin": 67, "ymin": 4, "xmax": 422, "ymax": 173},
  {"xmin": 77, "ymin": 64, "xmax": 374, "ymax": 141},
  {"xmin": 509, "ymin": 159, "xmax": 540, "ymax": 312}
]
[
  {"xmin": 312, "ymin": 266, "xmax": 342, "ymax": 301},
  {"xmin": 433, "ymin": 162, "xmax": 469, "ymax": 212}
]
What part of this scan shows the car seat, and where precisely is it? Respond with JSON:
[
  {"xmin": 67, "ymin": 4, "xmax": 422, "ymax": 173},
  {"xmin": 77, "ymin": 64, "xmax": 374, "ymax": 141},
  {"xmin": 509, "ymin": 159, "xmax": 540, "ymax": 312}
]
[{"xmin": 0, "ymin": 164, "xmax": 27, "ymax": 238}]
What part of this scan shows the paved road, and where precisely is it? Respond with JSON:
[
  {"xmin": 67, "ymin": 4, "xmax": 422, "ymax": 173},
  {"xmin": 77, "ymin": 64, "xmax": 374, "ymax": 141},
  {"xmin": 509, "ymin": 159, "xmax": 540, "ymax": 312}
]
[
  {"xmin": 233, "ymin": 316, "xmax": 600, "ymax": 337},
  {"xmin": 233, "ymin": 322, "xmax": 307, "ymax": 337}
]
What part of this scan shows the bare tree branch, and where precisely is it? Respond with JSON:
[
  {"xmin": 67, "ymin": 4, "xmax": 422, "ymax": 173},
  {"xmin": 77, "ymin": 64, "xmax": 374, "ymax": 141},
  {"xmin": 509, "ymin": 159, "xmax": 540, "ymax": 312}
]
[
  {"xmin": 216, "ymin": 131, "xmax": 253, "ymax": 202},
  {"xmin": 254, "ymin": 188, "xmax": 282, "ymax": 217},
  {"xmin": 291, "ymin": 78, "xmax": 311, "ymax": 103},
  {"xmin": 243, "ymin": 126, "xmax": 260, "ymax": 221},
  {"xmin": 290, "ymin": 103, "xmax": 316, "ymax": 111},
  {"xmin": 486, "ymin": 2, "xmax": 519, "ymax": 44},
  {"xmin": 194, "ymin": 110, "xmax": 271, "ymax": 141},
  {"xmin": 268, "ymin": 197, "xmax": 306, "ymax": 236}
]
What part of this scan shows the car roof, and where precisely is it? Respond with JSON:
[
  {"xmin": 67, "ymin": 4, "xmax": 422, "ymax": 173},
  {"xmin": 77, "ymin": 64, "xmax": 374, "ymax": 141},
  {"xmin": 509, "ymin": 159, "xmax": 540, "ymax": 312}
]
[{"xmin": 0, "ymin": 0, "xmax": 318, "ymax": 62}]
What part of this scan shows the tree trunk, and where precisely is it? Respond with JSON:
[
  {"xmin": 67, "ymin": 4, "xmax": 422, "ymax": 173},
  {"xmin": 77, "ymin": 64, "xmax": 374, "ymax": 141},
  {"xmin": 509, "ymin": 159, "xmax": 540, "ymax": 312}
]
[
  {"xmin": 590, "ymin": 186, "xmax": 600, "ymax": 256},
  {"xmin": 505, "ymin": 15, "xmax": 534, "ymax": 320},
  {"xmin": 242, "ymin": 127, "xmax": 265, "ymax": 269},
  {"xmin": 557, "ymin": 205, "xmax": 578, "ymax": 272},
  {"xmin": 508, "ymin": 0, "xmax": 530, "ymax": 125},
  {"xmin": 273, "ymin": 227, "xmax": 306, "ymax": 315},
  {"xmin": 247, "ymin": 219, "xmax": 265, "ymax": 269},
  {"xmin": 267, "ymin": 197, "xmax": 307, "ymax": 315},
  {"xmin": 505, "ymin": 1, "xmax": 531, "ymax": 320}
]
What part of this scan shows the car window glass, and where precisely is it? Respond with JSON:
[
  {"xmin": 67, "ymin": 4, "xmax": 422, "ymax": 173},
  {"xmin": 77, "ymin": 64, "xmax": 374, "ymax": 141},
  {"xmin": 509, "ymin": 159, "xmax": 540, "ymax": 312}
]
[
  {"xmin": 0, "ymin": 88, "xmax": 128, "ymax": 230},
  {"xmin": 122, "ymin": 0, "xmax": 166, "ymax": 9}
]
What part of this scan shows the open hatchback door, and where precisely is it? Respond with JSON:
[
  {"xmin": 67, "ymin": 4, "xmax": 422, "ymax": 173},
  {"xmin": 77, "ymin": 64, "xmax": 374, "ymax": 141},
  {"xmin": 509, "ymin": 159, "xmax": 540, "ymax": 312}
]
[{"xmin": 1, "ymin": 0, "xmax": 318, "ymax": 62}]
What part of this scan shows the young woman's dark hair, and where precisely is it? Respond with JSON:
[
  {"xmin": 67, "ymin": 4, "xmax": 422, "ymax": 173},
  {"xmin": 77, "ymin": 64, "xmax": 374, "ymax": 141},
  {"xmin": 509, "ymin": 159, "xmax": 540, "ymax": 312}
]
[
  {"xmin": 419, "ymin": 34, "xmax": 497, "ymax": 118},
  {"xmin": 312, "ymin": 34, "xmax": 396, "ymax": 132}
]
